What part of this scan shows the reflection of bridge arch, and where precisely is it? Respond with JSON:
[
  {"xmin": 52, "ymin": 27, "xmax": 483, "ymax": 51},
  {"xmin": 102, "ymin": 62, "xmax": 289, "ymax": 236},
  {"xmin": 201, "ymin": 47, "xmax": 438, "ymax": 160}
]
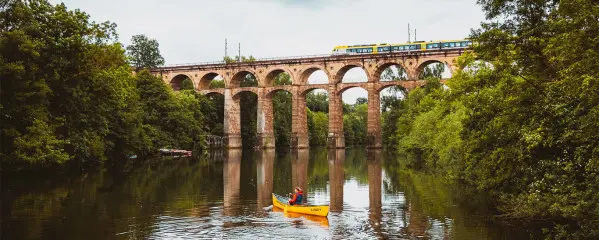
[{"xmin": 150, "ymin": 49, "xmax": 466, "ymax": 149}]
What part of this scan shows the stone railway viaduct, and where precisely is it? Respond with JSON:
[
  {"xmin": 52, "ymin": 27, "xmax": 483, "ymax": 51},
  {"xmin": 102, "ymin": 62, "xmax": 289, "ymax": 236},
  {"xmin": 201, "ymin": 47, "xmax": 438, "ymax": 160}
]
[{"xmin": 149, "ymin": 49, "xmax": 466, "ymax": 149}]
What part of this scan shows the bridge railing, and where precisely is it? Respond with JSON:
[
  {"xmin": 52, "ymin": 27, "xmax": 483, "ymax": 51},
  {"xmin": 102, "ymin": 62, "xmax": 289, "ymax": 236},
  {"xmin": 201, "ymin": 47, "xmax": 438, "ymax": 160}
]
[
  {"xmin": 160, "ymin": 54, "xmax": 333, "ymax": 68},
  {"xmin": 155, "ymin": 49, "xmax": 467, "ymax": 70}
]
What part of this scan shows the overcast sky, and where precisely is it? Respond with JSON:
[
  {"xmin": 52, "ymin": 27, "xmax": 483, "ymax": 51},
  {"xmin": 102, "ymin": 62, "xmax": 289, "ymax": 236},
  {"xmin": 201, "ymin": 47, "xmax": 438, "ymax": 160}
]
[{"xmin": 50, "ymin": 0, "xmax": 486, "ymax": 103}]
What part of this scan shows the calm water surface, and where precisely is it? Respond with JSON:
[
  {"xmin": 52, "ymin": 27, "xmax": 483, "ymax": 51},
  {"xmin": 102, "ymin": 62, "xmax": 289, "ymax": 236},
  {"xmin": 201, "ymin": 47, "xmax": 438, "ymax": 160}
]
[{"xmin": 2, "ymin": 148, "xmax": 530, "ymax": 239}]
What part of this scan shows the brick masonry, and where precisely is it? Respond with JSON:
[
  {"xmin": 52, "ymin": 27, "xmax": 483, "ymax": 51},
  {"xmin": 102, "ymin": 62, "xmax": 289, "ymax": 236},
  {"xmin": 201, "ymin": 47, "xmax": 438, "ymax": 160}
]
[{"xmin": 150, "ymin": 50, "xmax": 464, "ymax": 149}]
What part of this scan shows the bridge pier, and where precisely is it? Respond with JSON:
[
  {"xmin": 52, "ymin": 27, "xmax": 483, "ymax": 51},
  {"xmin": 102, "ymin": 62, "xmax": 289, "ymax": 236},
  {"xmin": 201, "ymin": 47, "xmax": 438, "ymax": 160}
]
[
  {"xmin": 292, "ymin": 87, "xmax": 310, "ymax": 149},
  {"xmin": 256, "ymin": 89, "xmax": 276, "ymax": 149},
  {"xmin": 174, "ymin": 51, "xmax": 465, "ymax": 149},
  {"xmin": 367, "ymin": 88, "xmax": 383, "ymax": 149},
  {"xmin": 327, "ymin": 87, "xmax": 346, "ymax": 149},
  {"xmin": 224, "ymin": 89, "xmax": 243, "ymax": 148}
]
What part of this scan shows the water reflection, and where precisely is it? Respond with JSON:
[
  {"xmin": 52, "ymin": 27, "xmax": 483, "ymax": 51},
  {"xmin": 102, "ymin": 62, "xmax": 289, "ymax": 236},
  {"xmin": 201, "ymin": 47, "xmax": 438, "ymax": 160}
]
[
  {"xmin": 223, "ymin": 149, "xmax": 241, "ymax": 217},
  {"xmin": 367, "ymin": 150, "xmax": 382, "ymax": 235},
  {"xmin": 256, "ymin": 149, "xmax": 274, "ymax": 209},
  {"xmin": 1, "ymin": 148, "xmax": 532, "ymax": 239},
  {"xmin": 328, "ymin": 149, "xmax": 345, "ymax": 213},
  {"xmin": 291, "ymin": 149, "xmax": 309, "ymax": 204}
]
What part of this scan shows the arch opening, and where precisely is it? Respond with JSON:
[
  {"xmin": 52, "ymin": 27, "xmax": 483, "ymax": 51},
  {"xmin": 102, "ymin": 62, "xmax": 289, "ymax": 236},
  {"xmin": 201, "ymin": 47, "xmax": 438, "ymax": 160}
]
[
  {"xmin": 378, "ymin": 64, "xmax": 408, "ymax": 82},
  {"xmin": 199, "ymin": 72, "xmax": 224, "ymax": 90},
  {"xmin": 206, "ymin": 92, "xmax": 225, "ymax": 137},
  {"xmin": 232, "ymin": 90, "xmax": 259, "ymax": 148},
  {"xmin": 170, "ymin": 74, "xmax": 194, "ymax": 91},
  {"xmin": 378, "ymin": 84, "xmax": 408, "ymax": 149},
  {"xmin": 265, "ymin": 70, "xmax": 292, "ymax": 87},
  {"xmin": 231, "ymin": 71, "xmax": 259, "ymax": 88},
  {"xmin": 303, "ymin": 88, "xmax": 329, "ymax": 146},
  {"xmin": 337, "ymin": 65, "xmax": 368, "ymax": 84},
  {"xmin": 340, "ymin": 86, "xmax": 368, "ymax": 146},
  {"xmin": 417, "ymin": 61, "xmax": 452, "ymax": 80},
  {"xmin": 302, "ymin": 67, "xmax": 329, "ymax": 85},
  {"xmin": 266, "ymin": 89, "xmax": 293, "ymax": 147}
]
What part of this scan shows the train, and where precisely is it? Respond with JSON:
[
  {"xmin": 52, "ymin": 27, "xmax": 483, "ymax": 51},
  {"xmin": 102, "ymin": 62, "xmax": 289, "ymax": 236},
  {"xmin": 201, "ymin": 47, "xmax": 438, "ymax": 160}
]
[{"xmin": 331, "ymin": 39, "xmax": 472, "ymax": 55}]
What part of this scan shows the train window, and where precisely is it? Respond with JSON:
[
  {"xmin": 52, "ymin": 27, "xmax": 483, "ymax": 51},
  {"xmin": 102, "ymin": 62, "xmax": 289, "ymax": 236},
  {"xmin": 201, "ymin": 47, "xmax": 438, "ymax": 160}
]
[
  {"xmin": 449, "ymin": 42, "xmax": 455, "ymax": 47},
  {"xmin": 443, "ymin": 43, "xmax": 449, "ymax": 47}
]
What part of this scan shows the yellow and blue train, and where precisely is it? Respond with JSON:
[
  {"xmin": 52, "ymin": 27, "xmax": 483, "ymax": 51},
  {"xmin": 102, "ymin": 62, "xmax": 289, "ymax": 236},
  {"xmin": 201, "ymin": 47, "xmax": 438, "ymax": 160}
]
[{"xmin": 332, "ymin": 39, "xmax": 472, "ymax": 55}]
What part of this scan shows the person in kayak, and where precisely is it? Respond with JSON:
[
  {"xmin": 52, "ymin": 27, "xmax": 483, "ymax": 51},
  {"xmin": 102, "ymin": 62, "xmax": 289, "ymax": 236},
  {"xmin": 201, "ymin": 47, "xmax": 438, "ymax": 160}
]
[{"xmin": 288, "ymin": 187, "xmax": 304, "ymax": 206}]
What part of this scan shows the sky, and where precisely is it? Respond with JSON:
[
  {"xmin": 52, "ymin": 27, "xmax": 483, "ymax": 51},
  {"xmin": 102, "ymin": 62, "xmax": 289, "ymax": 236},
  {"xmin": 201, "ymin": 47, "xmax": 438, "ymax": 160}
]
[{"xmin": 50, "ymin": 0, "xmax": 487, "ymax": 103}]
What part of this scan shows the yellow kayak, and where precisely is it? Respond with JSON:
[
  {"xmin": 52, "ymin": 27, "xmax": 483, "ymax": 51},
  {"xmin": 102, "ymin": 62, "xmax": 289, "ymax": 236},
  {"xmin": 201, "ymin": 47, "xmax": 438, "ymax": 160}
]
[
  {"xmin": 272, "ymin": 193, "xmax": 329, "ymax": 217},
  {"xmin": 273, "ymin": 206, "xmax": 329, "ymax": 227}
]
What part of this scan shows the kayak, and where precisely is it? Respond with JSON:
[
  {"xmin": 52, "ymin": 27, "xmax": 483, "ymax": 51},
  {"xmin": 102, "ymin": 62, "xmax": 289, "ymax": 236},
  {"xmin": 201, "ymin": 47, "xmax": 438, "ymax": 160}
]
[
  {"xmin": 272, "ymin": 193, "xmax": 329, "ymax": 217},
  {"xmin": 272, "ymin": 205, "xmax": 329, "ymax": 227}
]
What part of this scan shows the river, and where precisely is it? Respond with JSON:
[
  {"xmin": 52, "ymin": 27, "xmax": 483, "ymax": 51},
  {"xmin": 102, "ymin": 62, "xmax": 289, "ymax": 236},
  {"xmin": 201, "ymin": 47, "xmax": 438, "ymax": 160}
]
[{"xmin": 2, "ymin": 148, "xmax": 532, "ymax": 239}]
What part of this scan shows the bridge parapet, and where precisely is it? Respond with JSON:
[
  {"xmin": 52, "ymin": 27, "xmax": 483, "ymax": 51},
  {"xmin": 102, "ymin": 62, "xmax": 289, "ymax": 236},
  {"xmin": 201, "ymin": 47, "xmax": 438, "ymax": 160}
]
[{"xmin": 151, "ymin": 49, "xmax": 467, "ymax": 149}]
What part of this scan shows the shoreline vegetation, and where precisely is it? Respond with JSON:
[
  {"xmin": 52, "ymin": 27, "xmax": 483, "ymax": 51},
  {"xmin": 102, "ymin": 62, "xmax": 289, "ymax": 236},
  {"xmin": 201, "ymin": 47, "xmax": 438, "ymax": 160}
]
[{"xmin": 2, "ymin": 0, "xmax": 599, "ymax": 238}]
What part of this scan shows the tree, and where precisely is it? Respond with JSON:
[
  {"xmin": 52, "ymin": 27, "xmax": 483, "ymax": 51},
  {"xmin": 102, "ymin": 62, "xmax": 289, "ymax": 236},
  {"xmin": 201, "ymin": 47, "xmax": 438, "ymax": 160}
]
[
  {"xmin": 272, "ymin": 73, "xmax": 292, "ymax": 147},
  {"xmin": 180, "ymin": 77, "xmax": 195, "ymax": 90},
  {"xmin": 126, "ymin": 34, "xmax": 165, "ymax": 69},
  {"xmin": 355, "ymin": 97, "xmax": 368, "ymax": 105},
  {"xmin": 420, "ymin": 63, "xmax": 445, "ymax": 79},
  {"xmin": 384, "ymin": 0, "xmax": 599, "ymax": 237},
  {"xmin": 0, "ymin": 0, "xmax": 144, "ymax": 165}
]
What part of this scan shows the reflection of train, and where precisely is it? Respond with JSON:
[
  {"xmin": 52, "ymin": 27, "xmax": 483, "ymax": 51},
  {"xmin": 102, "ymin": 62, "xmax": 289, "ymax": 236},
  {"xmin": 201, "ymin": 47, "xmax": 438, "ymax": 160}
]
[{"xmin": 331, "ymin": 39, "xmax": 472, "ymax": 55}]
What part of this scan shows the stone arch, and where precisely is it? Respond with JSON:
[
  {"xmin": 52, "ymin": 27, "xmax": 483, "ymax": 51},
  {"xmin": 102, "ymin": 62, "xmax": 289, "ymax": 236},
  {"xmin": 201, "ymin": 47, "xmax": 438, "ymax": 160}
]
[
  {"xmin": 230, "ymin": 70, "xmax": 259, "ymax": 88},
  {"xmin": 333, "ymin": 63, "xmax": 370, "ymax": 84},
  {"xmin": 299, "ymin": 66, "xmax": 330, "ymax": 85},
  {"xmin": 300, "ymin": 86, "xmax": 328, "ymax": 97},
  {"xmin": 338, "ymin": 84, "xmax": 368, "ymax": 96},
  {"xmin": 374, "ymin": 61, "xmax": 409, "ymax": 82},
  {"xmin": 170, "ymin": 74, "xmax": 195, "ymax": 91},
  {"xmin": 205, "ymin": 91, "xmax": 224, "ymax": 97},
  {"xmin": 377, "ymin": 82, "xmax": 408, "ymax": 94},
  {"xmin": 199, "ymin": 72, "xmax": 223, "ymax": 90},
  {"xmin": 264, "ymin": 69, "xmax": 293, "ymax": 87},
  {"xmin": 232, "ymin": 89, "xmax": 259, "ymax": 99}
]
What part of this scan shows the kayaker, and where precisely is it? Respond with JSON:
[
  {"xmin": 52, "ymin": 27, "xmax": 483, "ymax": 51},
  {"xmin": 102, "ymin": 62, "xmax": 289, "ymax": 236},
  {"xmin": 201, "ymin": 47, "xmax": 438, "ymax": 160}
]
[{"xmin": 288, "ymin": 187, "xmax": 304, "ymax": 206}]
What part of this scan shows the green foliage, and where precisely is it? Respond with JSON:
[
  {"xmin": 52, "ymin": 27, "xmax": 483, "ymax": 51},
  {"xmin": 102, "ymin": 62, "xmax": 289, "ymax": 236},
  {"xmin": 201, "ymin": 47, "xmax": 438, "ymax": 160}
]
[
  {"xmin": 306, "ymin": 92, "xmax": 329, "ymax": 113},
  {"xmin": 272, "ymin": 73, "xmax": 292, "ymax": 147},
  {"xmin": 0, "ymin": 1, "xmax": 206, "ymax": 168},
  {"xmin": 420, "ymin": 63, "xmax": 445, "ymax": 79},
  {"xmin": 209, "ymin": 79, "xmax": 225, "ymax": 89},
  {"xmin": 384, "ymin": 0, "xmax": 599, "ymax": 237},
  {"xmin": 239, "ymin": 73, "xmax": 258, "ymax": 147},
  {"xmin": 126, "ymin": 34, "xmax": 165, "ymax": 69},
  {"xmin": 224, "ymin": 55, "xmax": 256, "ymax": 63},
  {"xmin": 135, "ymin": 71, "xmax": 207, "ymax": 153},
  {"xmin": 343, "ymin": 103, "xmax": 368, "ymax": 146},
  {"xmin": 307, "ymin": 109, "xmax": 328, "ymax": 145},
  {"xmin": 180, "ymin": 77, "xmax": 194, "ymax": 90}
]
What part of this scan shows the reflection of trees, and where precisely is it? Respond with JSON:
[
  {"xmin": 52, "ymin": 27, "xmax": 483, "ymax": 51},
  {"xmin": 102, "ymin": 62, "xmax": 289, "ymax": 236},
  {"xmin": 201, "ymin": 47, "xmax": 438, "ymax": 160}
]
[
  {"xmin": 272, "ymin": 150, "xmax": 292, "ymax": 195},
  {"xmin": 307, "ymin": 147, "xmax": 329, "ymax": 191},
  {"xmin": 3, "ymin": 154, "xmax": 224, "ymax": 239},
  {"xmin": 328, "ymin": 149, "xmax": 345, "ymax": 212},
  {"xmin": 382, "ymin": 153, "xmax": 495, "ymax": 239},
  {"xmin": 223, "ymin": 149, "xmax": 242, "ymax": 216},
  {"xmin": 343, "ymin": 149, "xmax": 368, "ymax": 184}
]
